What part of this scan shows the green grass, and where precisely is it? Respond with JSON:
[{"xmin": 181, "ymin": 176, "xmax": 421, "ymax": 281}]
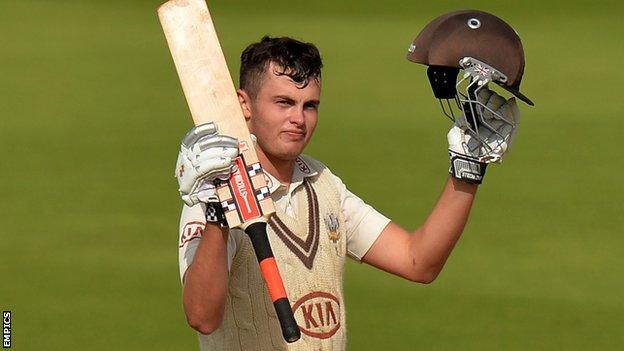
[{"xmin": 1, "ymin": 0, "xmax": 622, "ymax": 350}]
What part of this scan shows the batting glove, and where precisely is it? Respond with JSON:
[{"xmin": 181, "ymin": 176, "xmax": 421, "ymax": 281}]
[
  {"xmin": 175, "ymin": 122, "xmax": 239, "ymax": 206},
  {"xmin": 448, "ymin": 88, "xmax": 521, "ymax": 184}
]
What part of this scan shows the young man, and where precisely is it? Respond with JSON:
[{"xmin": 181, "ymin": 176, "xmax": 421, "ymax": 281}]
[{"xmin": 175, "ymin": 35, "xmax": 520, "ymax": 350}]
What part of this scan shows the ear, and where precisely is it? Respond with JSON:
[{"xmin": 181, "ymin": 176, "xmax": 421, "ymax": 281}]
[{"xmin": 237, "ymin": 89, "xmax": 252, "ymax": 121}]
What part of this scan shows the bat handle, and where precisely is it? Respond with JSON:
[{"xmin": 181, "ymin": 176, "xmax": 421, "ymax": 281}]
[{"xmin": 244, "ymin": 221, "xmax": 301, "ymax": 343}]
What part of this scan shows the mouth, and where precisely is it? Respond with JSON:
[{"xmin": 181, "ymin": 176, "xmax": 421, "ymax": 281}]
[{"xmin": 282, "ymin": 130, "xmax": 306, "ymax": 140}]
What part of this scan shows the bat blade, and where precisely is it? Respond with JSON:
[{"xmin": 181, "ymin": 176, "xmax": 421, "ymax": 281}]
[{"xmin": 158, "ymin": 0, "xmax": 274, "ymax": 228}]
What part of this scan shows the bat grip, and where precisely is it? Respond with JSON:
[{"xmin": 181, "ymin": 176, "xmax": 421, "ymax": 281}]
[{"xmin": 245, "ymin": 221, "xmax": 301, "ymax": 343}]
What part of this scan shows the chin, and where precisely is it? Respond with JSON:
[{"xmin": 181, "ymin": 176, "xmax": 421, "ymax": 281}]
[
  {"xmin": 274, "ymin": 146, "xmax": 305, "ymax": 161},
  {"xmin": 261, "ymin": 138, "xmax": 307, "ymax": 161},
  {"xmin": 281, "ymin": 150, "xmax": 303, "ymax": 161}
]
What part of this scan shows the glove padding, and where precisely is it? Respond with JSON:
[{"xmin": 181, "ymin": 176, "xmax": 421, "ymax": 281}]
[
  {"xmin": 175, "ymin": 122, "xmax": 239, "ymax": 206},
  {"xmin": 447, "ymin": 88, "xmax": 521, "ymax": 184}
]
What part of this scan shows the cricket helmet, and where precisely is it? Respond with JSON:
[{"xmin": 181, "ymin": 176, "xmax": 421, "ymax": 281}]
[{"xmin": 407, "ymin": 9, "xmax": 533, "ymax": 106}]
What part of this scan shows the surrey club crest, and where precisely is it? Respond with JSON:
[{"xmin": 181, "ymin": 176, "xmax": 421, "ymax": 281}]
[{"xmin": 324, "ymin": 213, "xmax": 340, "ymax": 243}]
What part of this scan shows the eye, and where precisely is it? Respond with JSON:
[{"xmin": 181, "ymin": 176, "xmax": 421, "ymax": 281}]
[
  {"xmin": 304, "ymin": 102, "xmax": 319, "ymax": 110},
  {"xmin": 276, "ymin": 99, "xmax": 293, "ymax": 106}
]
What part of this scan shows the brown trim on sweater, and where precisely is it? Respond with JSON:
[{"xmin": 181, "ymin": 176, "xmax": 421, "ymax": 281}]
[{"xmin": 268, "ymin": 180, "xmax": 320, "ymax": 269}]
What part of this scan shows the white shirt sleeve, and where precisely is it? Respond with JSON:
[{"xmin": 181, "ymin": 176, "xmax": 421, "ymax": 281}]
[
  {"xmin": 330, "ymin": 174, "xmax": 391, "ymax": 261},
  {"xmin": 178, "ymin": 203, "xmax": 237, "ymax": 283}
]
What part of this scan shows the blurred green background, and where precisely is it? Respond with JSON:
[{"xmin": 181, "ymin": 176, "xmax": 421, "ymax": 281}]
[{"xmin": 1, "ymin": 0, "xmax": 622, "ymax": 350}]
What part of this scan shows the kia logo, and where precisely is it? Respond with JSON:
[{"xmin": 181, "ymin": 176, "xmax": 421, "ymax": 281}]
[
  {"xmin": 180, "ymin": 221, "xmax": 205, "ymax": 247},
  {"xmin": 292, "ymin": 291, "xmax": 341, "ymax": 339}
]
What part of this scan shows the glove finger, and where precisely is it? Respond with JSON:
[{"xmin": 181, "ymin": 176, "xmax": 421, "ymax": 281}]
[
  {"xmin": 484, "ymin": 94, "xmax": 510, "ymax": 121},
  {"xmin": 477, "ymin": 90, "xmax": 504, "ymax": 121},
  {"xmin": 488, "ymin": 100, "xmax": 520, "ymax": 158},
  {"xmin": 502, "ymin": 98, "xmax": 520, "ymax": 150},
  {"xmin": 181, "ymin": 194, "xmax": 195, "ymax": 207},
  {"xmin": 465, "ymin": 135, "xmax": 483, "ymax": 155},
  {"xmin": 485, "ymin": 91, "xmax": 506, "ymax": 110},
  {"xmin": 181, "ymin": 122, "xmax": 218, "ymax": 147},
  {"xmin": 481, "ymin": 99, "xmax": 518, "ymax": 136},
  {"xmin": 474, "ymin": 88, "xmax": 493, "ymax": 120},
  {"xmin": 195, "ymin": 157, "xmax": 234, "ymax": 179},
  {"xmin": 196, "ymin": 135, "xmax": 239, "ymax": 152},
  {"xmin": 195, "ymin": 180, "xmax": 219, "ymax": 203},
  {"xmin": 476, "ymin": 87, "xmax": 493, "ymax": 105},
  {"xmin": 214, "ymin": 170, "xmax": 234, "ymax": 182},
  {"xmin": 196, "ymin": 189, "xmax": 220, "ymax": 203},
  {"xmin": 499, "ymin": 97, "xmax": 520, "ymax": 124},
  {"xmin": 447, "ymin": 126, "xmax": 471, "ymax": 155},
  {"xmin": 192, "ymin": 144, "xmax": 239, "ymax": 160},
  {"xmin": 209, "ymin": 163, "xmax": 239, "ymax": 182},
  {"xmin": 196, "ymin": 179, "xmax": 216, "ymax": 192},
  {"xmin": 453, "ymin": 108, "xmax": 472, "ymax": 129}
]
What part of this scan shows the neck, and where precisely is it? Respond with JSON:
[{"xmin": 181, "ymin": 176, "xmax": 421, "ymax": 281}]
[{"xmin": 255, "ymin": 147, "xmax": 294, "ymax": 186}]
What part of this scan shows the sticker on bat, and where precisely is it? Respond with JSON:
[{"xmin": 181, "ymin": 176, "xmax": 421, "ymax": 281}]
[{"xmin": 228, "ymin": 156, "xmax": 262, "ymax": 222}]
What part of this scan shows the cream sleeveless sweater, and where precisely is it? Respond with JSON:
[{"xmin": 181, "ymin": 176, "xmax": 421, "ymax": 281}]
[{"xmin": 199, "ymin": 161, "xmax": 348, "ymax": 350}]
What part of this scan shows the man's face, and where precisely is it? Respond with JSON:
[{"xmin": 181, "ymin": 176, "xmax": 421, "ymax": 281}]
[{"xmin": 243, "ymin": 64, "xmax": 320, "ymax": 162}]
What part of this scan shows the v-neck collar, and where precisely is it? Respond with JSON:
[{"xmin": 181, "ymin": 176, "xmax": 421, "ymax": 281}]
[{"xmin": 268, "ymin": 179, "xmax": 321, "ymax": 269}]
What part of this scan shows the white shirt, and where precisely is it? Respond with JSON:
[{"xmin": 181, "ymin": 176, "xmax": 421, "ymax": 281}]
[{"xmin": 178, "ymin": 156, "xmax": 390, "ymax": 281}]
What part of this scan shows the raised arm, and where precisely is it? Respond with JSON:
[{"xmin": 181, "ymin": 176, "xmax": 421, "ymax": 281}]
[
  {"xmin": 363, "ymin": 89, "xmax": 520, "ymax": 283},
  {"xmin": 362, "ymin": 177, "xmax": 476, "ymax": 283},
  {"xmin": 175, "ymin": 123, "xmax": 239, "ymax": 334}
]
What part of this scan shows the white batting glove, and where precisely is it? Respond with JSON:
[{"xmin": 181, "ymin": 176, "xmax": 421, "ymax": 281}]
[
  {"xmin": 448, "ymin": 88, "xmax": 521, "ymax": 184},
  {"xmin": 175, "ymin": 122, "xmax": 239, "ymax": 206}
]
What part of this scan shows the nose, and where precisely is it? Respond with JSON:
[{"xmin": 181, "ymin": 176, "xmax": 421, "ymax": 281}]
[{"xmin": 289, "ymin": 106, "xmax": 305, "ymax": 125}]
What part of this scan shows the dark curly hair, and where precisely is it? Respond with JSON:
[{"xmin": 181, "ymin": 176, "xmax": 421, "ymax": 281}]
[{"xmin": 239, "ymin": 36, "xmax": 323, "ymax": 99}]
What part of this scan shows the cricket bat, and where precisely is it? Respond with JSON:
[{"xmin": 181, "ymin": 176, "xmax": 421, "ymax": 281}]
[{"xmin": 157, "ymin": 0, "xmax": 300, "ymax": 343}]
